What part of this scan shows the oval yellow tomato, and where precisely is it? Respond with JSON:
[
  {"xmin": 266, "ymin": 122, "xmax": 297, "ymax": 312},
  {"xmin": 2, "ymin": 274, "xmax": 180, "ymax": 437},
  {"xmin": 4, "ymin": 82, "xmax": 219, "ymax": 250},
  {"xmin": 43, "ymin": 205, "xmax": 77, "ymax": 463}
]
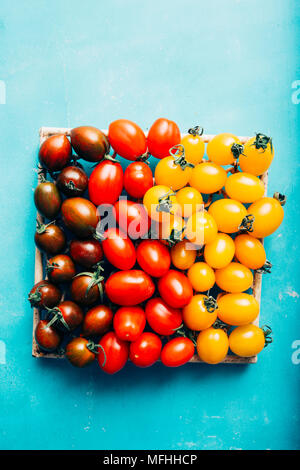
[
  {"xmin": 206, "ymin": 133, "xmax": 242, "ymax": 165},
  {"xmin": 196, "ymin": 327, "xmax": 229, "ymax": 364},
  {"xmin": 217, "ymin": 293, "xmax": 259, "ymax": 326},
  {"xmin": 187, "ymin": 262, "xmax": 215, "ymax": 292},
  {"xmin": 170, "ymin": 240, "xmax": 197, "ymax": 270},
  {"xmin": 229, "ymin": 324, "xmax": 271, "ymax": 357},
  {"xmin": 225, "ymin": 172, "xmax": 265, "ymax": 203},
  {"xmin": 183, "ymin": 294, "xmax": 218, "ymax": 331},
  {"xmin": 181, "ymin": 127, "xmax": 205, "ymax": 165},
  {"xmin": 208, "ymin": 198, "xmax": 248, "ymax": 233},
  {"xmin": 215, "ymin": 262, "xmax": 253, "ymax": 293},
  {"xmin": 143, "ymin": 185, "xmax": 179, "ymax": 222},
  {"xmin": 154, "ymin": 155, "xmax": 193, "ymax": 190},
  {"xmin": 204, "ymin": 233, "xmax": 235, "ymax": 269},
  {"xmin": 176, "ymin": 186, "xmax": 203, "ymax": 219},
  {"xmin": 189, "ymin": 162, "xmax": 227, "ymax": 194},
  {"xmin": 185, "ymin": 211, "xmax": 218, "ymax": 245},
  {"xmin": 239, "ymin": 133, "xmax": 274, "ymax": 176},
  {"xmin": 248, "ymin": 196, "xmax": 284, "ymax": 238},
  {"xmin": 234, "ymin": 234, "xmax": 266, "ymax": 269}
]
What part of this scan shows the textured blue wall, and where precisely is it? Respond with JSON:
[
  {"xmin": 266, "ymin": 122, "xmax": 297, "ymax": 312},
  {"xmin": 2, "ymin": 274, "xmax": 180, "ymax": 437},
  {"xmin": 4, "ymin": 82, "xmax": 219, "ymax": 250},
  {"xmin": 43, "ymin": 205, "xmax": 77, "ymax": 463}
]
[{"xmin": 0, "ymin": 0, "xmax": 299, "ymax": 450}]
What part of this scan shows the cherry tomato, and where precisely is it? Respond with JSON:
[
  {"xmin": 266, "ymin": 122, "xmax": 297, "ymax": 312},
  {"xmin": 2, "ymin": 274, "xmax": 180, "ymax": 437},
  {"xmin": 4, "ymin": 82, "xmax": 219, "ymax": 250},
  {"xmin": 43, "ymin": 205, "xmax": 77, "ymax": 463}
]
[
  {"xmin": 157, "ymin": 270, "xmax": 193, "ymax": 308},
  {"xmin": 189, "ymin": 162, "xmax": 227, "ymax": 194},
  {"xmin": 215, "ymin": 262, "xmax": 253, "ymax": 293},
  {"xmin": 105, "ymin": 270, "xmax": 155, "ymax": 306},
  {"xmin": 176, "ymin": 186, "xmax": 203, "ymax": 219},
  {"xmin": 136, "ymin": 239, "xmax": 170, "ymax": 277},
  {"xmin": 156, "ymin": 214, "xmax": 185, "ymax": 246},
  {"xmin": 129, "ymin": 332, "xmax": 162, "ymax": 367},
  {"xmin": 70, "ymin": 126, "xmax": 110, "ymax": 162},
  {"xmin": 101, "ymin": 227, "xmax": 136, "ymax": 270},
  {"xmin": 108, "ymin": 119, "xmax": 147, "ymax": 160},
  {"xmin": 204, "ymin": 233, "xmax": 235, "ymax": 269},
  {"xmin": 143, "ymin": 185, "xmax": 179, "ymax": 222},
  {"xmin": 225, "ymin": 172, "xmax": 265, "ymax": 203},
  {"xmin": 206, "ymin": 133, "xmax": 242, "ymax": 165},
  {"xmin": 88, "ymin": 159, "xmax": 123, "ymax": 206},
  {"xmin": 69, "ymin": 239, "xmax": 103, "ymax": 269},
  {"xmin": 229, "ymin": 324, "xmax": 271, "ymax": 357},
  {"xmin": 145, "ymin": 297, "xmax": 182, "ymax": 335},
  {"xmin": 208, "ymin": 199, "xmax": 248, "ymax": 234},
  {"xmin": 147, "ymin": 118, "xmax": 181, "ymax": 159},
  {"xmin": 217, "ymin": 293, "xmax": 259, "ymax": 326},
  {"xmin": 61, "ymin": 197, "xmax": 99, "ymax": 238},
  {"xmin": 65, "ymin": 338, "xmax": 97, "ymax": 367},
  {"xmin": 248, "ymin": 195, "xmax": 284, "ymax": 238},
  {"xmin": 70, "ymin": 267, "xmax": 104, "ymax": 306},
  {"xmin": 56, "ymin": 165, "xmax": 88, "ymax": 197},
  {"xmin": 47, "ymin": 300, "xmax": 84, "ymax": 331},
  {"xmin": 47, "ymin": 254, "xmax": 76, "ymax": 283},
  {"xmin": 114, "ymin": 199, "xmax": 150, "ymax": 239},
  {"xmin": 28, "ymin": 280, "xmax": 62, "ymax": 309},
  {"xmin": 183, "ymin": 294, "xmax": 218, "ymax": 331},
  {"xmin": 196, "ymin": 327, "xmax": 229, "ymax": 364},
  {"xmin": 161, "ymin": 337, "xmax": 195, "ymax": 367},
  {"xmin": 39, "ymin": 134, "xmax": 72, "ymax": 171},
  {"xmin": 124, "ymin": 161, "xmax": 153, "ymax": 199},
  {"xmin": 234, "ymin": 234, "xmax": 266, "ymax": 270},
  {"xmin": 170, "ymin": 240, "xmax": 197, "ymax": 270},
  {"xmin": 185, "ymin": 211, "xmax": 218, "ymax": 245},
  {"xmin": 154, "ymin": 155, "xmax": 193, "ymax": 191},
  {"xmin": 83, "ymin": 305, "xmax": 113, "ymax": 336},
  {"xmin": 239, "ymin": 133, "xmax": 274, "ymax": 176},
  {"xmin": 34, "ymin": 179, "xmax": 61, "ymax": 219},
  {"xmin": 98, "ymin": 332, "xmax": 129, "ymax": 374},
  {"xmin": 113, "ymin": 306, "xmax": 146, "ymax": 342},
  {"xmin": 180, "ymin": 127, "xmax": 205, "ymax": 165},
  {"xmin": 35, "ymin": 319, "xmax": 62, "ymax": 352},
  {"xmin": 187, "ymin": 262, "xmax": 215, "ymax": 292},
  {"xmin": 34, "ymin": 221, "xmax": 66, "ymax": 255}
]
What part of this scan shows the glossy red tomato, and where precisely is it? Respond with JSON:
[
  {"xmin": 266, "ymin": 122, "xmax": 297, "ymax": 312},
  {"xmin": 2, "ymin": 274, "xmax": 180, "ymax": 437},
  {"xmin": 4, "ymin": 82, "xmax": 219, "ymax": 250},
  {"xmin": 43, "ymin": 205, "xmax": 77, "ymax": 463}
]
[
  {"xmin": 47, "ymin": 300, "xmax": 84, "ymax": 331},
  {"xmin": 56, "ymin": 165, "xmax": 88, "ymax": 197},
  {"xmin": 129, "ymin": 332, "xmax": 162, "ymax": 367},
  {"xmin": 82, "ymin": 305, "xmax": 113, "ymax": 336},
  {"xmin": 88, "ymin": 159, "xmax": 124, "ymax": 206},
  {"xmin": 65, "ymin": 338, "xmax": 97, "ymax": 367},
  {"xmin": 34, "ymin": 180, "xmax": 61, "ymax": 219},
  {"xmin": 35, "ymin": 320, "xmax": 62, "ymax": 352},
  {"xmin": 161, "ymin": 337, "xmax": 195, "ymax": 367},
  {"xmin": 101, "ymin": 227, "xmax": 136, "ymax": 270},
  {"xmin": 145, "ymin": 297, "xmax": 182, "ymax": 335},
  {"xmin": 157, "ymin": 270, "xmax": 193, "ymax": 308},
  {"xmin": 124, "ymin": 162, "xmax": 153, "ymax": 198},
  {"xmin": 70, "ymin": 126, "xmax": 110, "ymax": 162},
  {"xmin": 113, "ymin": 306, "xmax": 146, "ymax": 342},
  {"xmin": 147, "ymin": 118, "xmax": 181, "ymax": 159},
  {"xmin": 61, "ymin": 197, "xmax": 99, "ymax": 238},
  {"xmin": 69, "ymin": 239, "xmax": 103, "ymax": 268},
  {"xmin": 34, "ymin": 221, "xmax": 66, "ymax": 255},
  {"xmin": 136, "ymin": 240, "xmax": 171, "ymax": 277},
  {"xmin": 114, "ymin": 199, "xmax": 150, "ymax": 239},
  {"xmin": 98, "ymin": 332, "xmax": 129, "ymax": 374},
  {"xmin": 70, "ymin": 270, "xmax": 104, "ymax": 306},
  {"xmin": 47, "ymin": 254, "xmax": 76, "ymax": 283},
  {"xmin": 28, "ymin": 280, "xmax": 62, "ymax": 309},
  {"xmin": 39, "ymin": 134, "xmax": 72, "ymax": 171},
  {"xmin": 105, "ymin": 270, "xmax": 155, "ymax": 306},
  {"xmin": 108, "ymin": 119, "xmax": 147, "ymax": 160}
]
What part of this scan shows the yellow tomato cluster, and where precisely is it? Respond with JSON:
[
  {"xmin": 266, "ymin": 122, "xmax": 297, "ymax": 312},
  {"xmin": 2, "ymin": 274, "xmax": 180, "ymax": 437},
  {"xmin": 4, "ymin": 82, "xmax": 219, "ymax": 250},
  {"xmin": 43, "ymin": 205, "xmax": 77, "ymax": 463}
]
[{"xmin": 142, "ymin": 130, "xmax": 284, "ymax": 364}]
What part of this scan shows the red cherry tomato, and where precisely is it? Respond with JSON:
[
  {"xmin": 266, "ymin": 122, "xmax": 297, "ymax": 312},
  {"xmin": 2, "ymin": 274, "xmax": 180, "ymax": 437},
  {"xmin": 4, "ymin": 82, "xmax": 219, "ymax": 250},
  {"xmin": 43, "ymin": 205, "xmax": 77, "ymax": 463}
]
[
  {"xmin": 114, "ymin": 199, "xmax": 150, "ymax": 239},
  {"xmin": 147, "ymin": 118, "xmax": 181, "ymax": 159},
  {"xmin": 129, "ymin": 332, "xmax": 162, "ymax": 367},
  {"xmin": 98, "ymin": 332, "xmax": 129, "ymax": 374},
  {"xmin": 108, "ymin": 119, "xmax": 147, "ymax": 160},
  {"xmin": 35, "ymin": 319, "xmax": 62, "ymax": 352},
  {"xmin": 101, "ymin": 227, "xmax": 136, "ymax": 270},
  {"xmin": 113, "ymin": 306, "xmax": 146, "ymax": 342},
  {"xmin": 88, "ymin": 159, "xmax": 123, "ymax": 206},
  {"xmin": 83, "ymin": 305, "xmax": 113, "ymax": 336},
  {"xmin": 105, "ymin": 270, "xmax": 155, "ymax": 306},
  {"xmin": 136, "ymin": 240, "xmax": 171, "ymax": 277},
  {"xmin": 158, "ymin": 270, "xmax": 193, "ymax": 308},
  {"xmin": 69, "ymin": 239, "xmax": 103, "ymax": 268},
  {"xmin": 145, "ymin": 297, "xmax": 182, "ymax": 335},
  {"xmin": 161, "ymin": 337, "xmax": 195, "ymax": 367},
  {"xmin": 124, "ymin": 162, "xmax": 153, "ymax": 198},
  {"xmin": 39, "ymin": 134, "xmax": 72, "ymax": 171}
]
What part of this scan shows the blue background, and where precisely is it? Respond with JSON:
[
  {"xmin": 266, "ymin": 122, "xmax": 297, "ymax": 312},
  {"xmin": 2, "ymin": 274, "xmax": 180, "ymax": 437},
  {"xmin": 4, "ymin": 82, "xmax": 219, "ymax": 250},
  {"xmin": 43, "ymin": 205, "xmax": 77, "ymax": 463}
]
[{"xmin": 0, "ymin": 0, "xmax": 299, "ymax": 450}]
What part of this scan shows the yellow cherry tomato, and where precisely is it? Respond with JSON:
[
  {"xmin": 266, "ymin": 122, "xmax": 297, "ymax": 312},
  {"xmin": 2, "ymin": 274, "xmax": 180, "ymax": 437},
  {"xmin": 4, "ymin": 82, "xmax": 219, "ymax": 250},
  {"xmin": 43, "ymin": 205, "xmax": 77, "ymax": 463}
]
[
  {"xmin": 239, "ymin": 133, "xmax": 274, "ymax": 176},
  {"xmin": 176, "ymin": 186, "xmax": 203, "ymax": 219},
  {"xmin": 189, "ymin": 162, "xmax": 227, "ymax": 194},
  {"xmin": 154, "ymin": 154, "xmax": 193, "ymax": 191},
  {"xmin": 183, "ymin": 294, "xmax": 218, "ymax": 331},
  {"xmin": 208, "ymin": 198, "xmax": 248, "ymax": 234},
  {"xmin": 217, "ymin": 293, "xmax": 259, "ymax": 326},
  {"xmin": 234, "ymin": 234, "xmax": 266, "ymax": 269},
  {"xmin": 206, "ymin": 133, "xmax": 242, "ymax": 165},
  {"xmin": 180, "ymin": 127, "xmax": 205, "ymax": 165},
  {"xmin": 225, "ymin": 172, "xmax": 265, "ymax": 203},
  {"xmin": 204, "ymin": 233, "xmax": 235, "ymax": 269},
  {"xmin": 187, "ymin": 262, "xmax": 215, "ymax": 292},
  {"xmin": 185, "ymin": 211, "xmax": 218, "ymax": 246},
  {"xmin": 196, "ymin": 327, "xmax": 229, "ymax": 364},
  {"xmin": 157, "ymin": 214, "xmax": 185, "ymax": 245},
  {"xmin": 143, "ymin": 185, "xmax": 179, "ymax": 222},
  {"xmin": 171, "ymin": 240, "xmax": 197, "ymax": 270},
  {"xmin": 229, "ymin": 324, "xmax": 272, "ymax": 357},
  {"xmin": 248, "ymin": 195, "xmax": 285, "ymax": 238},
  {"xmin": 215, "ymin": 262, "xmax": 253, "ymax": 293}
]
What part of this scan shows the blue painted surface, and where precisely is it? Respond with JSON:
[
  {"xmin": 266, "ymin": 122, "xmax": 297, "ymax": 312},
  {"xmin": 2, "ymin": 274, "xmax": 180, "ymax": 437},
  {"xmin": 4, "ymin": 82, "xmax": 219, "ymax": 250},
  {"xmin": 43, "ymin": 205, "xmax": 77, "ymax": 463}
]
[{"xmin": 0, "ymin": 0, "xmax": 299, "ymax": 450}]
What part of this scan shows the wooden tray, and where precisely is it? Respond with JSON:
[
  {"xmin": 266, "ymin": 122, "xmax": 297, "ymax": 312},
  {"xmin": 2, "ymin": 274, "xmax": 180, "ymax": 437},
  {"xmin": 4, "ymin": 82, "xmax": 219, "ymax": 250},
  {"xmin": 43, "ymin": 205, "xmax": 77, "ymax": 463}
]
[{"xmin": 32, "ymin": 127, "xmax": 268, "ymax": 364}]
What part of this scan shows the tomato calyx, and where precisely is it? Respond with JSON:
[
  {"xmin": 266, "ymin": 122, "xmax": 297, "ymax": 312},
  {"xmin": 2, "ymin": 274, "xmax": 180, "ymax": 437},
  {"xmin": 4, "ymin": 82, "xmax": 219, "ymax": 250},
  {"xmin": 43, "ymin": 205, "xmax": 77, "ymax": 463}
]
[
  {"xmin": 73, "ymin": 263, "xmax": 105, "ymax": 301},
  {"xmin": 203, "ymin": 295, "xmax": 218, "ymax": 313},
  {"xmin": 35, "ymin": 218, "xmax": 56, "ymax": 235},
  {"xmin": 188, "ymin": 126, "xmax": 204, "ymax": 137},
  {"xmin": 28, "ymin": 282, "xmax": 48, "ymax": 307},
  {"xmin": 262, "ymin": 325, "xmax": 273, "ymax": 347},
  {"xmin": 175, "ymin": 325, "xmax": 197, "ymax": 346},
  {"xmin": 44, "ymin": 306, "xmax": 71, "ymax": 331},
  {"xmin": 273, "ymin": 192, "xmax": 287, "ymax": 206},
  {"xmin": 136, "ymin": 151, "xmax": 150, "ymax": 162},
  {"xmin": 251, "ymin": 133, "xmax": 273, "ymax": 153},
  {"xmin": 164, "ymin": 227, "xmax": 186, "ymax": 247},
  {"xmin": 46, "ymin": 261, "xmax": 62, "ymax": 273},
  {"xmin": 238, "ymin": 214, "xmax": 255, "ymax": 233},
  {"xmin": 156, "ymin": 190, "xmax": 177, "ymax": 214},
  {"xmin": 86, "ymin": 340, "xmax": 107, "ymax": 365},
  {"xmin": 169, "ymin": 144, "xmax": 195, "ymax": 170},
  {"xmin": 256, "ymin": 260, "xmax": 272, "ymax": 274},
  {"xmin": 212, "ymin": 319, "xmax": 229, "ymax": 331},
  {"xmin": 231, "ymin": 143, "xmax": 244, "ymax": 159}
]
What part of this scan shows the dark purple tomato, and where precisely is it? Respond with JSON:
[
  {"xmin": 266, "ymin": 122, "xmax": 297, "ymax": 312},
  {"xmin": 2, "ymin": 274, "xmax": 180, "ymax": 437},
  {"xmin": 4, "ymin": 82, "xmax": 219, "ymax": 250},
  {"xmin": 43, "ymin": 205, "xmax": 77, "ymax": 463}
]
[
  {"xmin": 56, "ymin": 165, "xmax": 88, "ymax": 197},
  {"xmin": 28, "ymin": 280, "xmax": 62, "ymax": 309},
  {"xmin": 34, "ymin": 221, "xmax": 66, "ymax": 255},
  {"xmin": 35, "ymin": 319, "xmax": 62, "ymax": 352},
  {"xmin": 82, "ymin": 305, "xmax": 113, "ymax": 336},
  {"xmin": 34, "ymin": 180, "xmax": 61, "ymax": 219},
  {"xmin": 61, "ymin": 197, "xmax": 99, "ymax": 238},
  {"xmin": 70, "ymin": 126, "xmax": 110, "ymax": 162},
  {"xmin": 70, "ymin": 266, "xmax": 104, "ymax": 306},
  {"xmin": 47, "ymin": 254, "xmax": 76, "ymax": 283},
  {"xmin": 47, "ymin": 300, "xmax": 84, "ymax": 331},
  {"xmin": 65, "ymin": 337, "xmax": 97, "ymax": 367},
  {"xmin": 39, "ymin": 134, "xmax": 72, "ymax": 171},
  {"xmin": 69, "ymin": 239, "xmax": 103, "ymax": 268}
]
